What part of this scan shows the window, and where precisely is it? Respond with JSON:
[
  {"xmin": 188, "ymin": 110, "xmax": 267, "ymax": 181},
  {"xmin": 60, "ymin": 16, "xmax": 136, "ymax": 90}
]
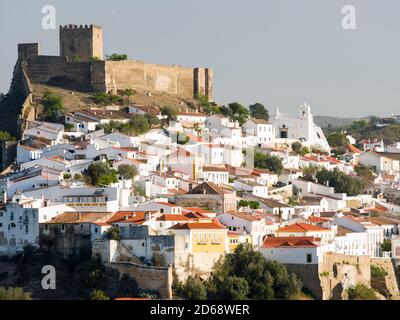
[
  {"xmin": 160, "ymin": 208, "xmax": 164, "ymax": 213},
  {"xmin": 306, "ymin": 253, "xmax": 312, "ymax": 263}
]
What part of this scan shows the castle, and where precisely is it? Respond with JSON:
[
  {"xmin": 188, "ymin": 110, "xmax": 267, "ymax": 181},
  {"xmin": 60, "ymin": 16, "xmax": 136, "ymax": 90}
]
[{"xmin": 15, "ymin": 24, "xmax": 213, "ymax": 99}]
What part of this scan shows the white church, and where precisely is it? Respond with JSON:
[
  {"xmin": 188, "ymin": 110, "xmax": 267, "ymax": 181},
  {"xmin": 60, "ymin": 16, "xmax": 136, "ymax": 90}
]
[{"xmin": 271, "ymin": 103, "xmax": 330, "ymax": 152}]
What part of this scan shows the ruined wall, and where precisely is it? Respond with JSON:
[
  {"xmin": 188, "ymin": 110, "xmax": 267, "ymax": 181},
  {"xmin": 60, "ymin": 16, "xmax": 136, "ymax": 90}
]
[
  {"xmin": 371, "ymin": 258, "xmax": 400, "ymax": 299},
  {"xmin": 108, "ymin": 261, "xmax": 173, "ymax": 299},
  {"xmin": 286, "ymin": 253, "xmax": 371, "ymax": 300}
]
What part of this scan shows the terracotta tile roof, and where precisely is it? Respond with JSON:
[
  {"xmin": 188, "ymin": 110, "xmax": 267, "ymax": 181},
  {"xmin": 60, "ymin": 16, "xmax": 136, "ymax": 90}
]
[
  {"xmin": 169, "ymin": 221, "xmax": 226, "ymax": 230},
  {"xmin": 346, "ymin": 144, "xmax": 362, "ymax": 154},
  {"xmin": 225, "ymin": 212, "xmax": 263, "ymax": 222},
  {"xmin": 262, "ymin": 236, "xmax": 321, "ymax": 248},
  {"xmin": 46, "ymin": 212, "xmax": 111, "ymax": 224},
  {"xmin": 277, "ymin": 223, "xmax": 330, "ymax": 233},
  {"xmin": 156, "ymin": 214, "xmax": 190, "ymax": 222},
  {"xmin": 107, "ymin": 211, "xmax": 157, "ymax": 224}
]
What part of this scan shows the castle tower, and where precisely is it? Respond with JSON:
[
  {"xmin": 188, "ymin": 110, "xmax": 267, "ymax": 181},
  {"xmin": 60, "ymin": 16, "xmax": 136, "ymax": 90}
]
[{"xmin": 59, "ymin": 24, "xmax": 103, "ymax": 61}]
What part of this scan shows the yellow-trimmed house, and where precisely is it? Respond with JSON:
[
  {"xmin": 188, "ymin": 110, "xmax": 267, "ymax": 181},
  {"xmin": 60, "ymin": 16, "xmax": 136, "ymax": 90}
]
[
  {"xmin": 168, "ymin": 220, "xmax": 228, "ymax": 280},
  {"xmin": 227, "ymin": 231, "xmax": 252, "ymax": 253}
]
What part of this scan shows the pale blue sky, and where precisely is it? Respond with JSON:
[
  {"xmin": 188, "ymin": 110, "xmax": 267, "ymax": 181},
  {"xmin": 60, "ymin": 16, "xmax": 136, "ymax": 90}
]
[{"xmin": 1, "ymin": 0, "xmax": 400, "ymax": 117}]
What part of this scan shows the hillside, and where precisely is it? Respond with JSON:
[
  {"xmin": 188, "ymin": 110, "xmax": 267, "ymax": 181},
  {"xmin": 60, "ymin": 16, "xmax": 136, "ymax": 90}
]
[
  {"xmin": 32, "ymin": 84, "xmax": 205, "ymax": 117},
  {"xmin": 314, "ymin": 115, "xmax": 369, "ymax": 129}
]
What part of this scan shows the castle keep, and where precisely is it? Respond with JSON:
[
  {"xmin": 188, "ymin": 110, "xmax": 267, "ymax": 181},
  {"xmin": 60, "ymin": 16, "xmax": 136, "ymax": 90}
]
[{"xmin": 16, "ymin": 24, "xmax": 213, "ymax": 99}]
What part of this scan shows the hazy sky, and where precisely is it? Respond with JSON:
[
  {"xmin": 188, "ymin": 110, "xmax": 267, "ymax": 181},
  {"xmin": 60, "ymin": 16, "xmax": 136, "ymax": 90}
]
[{"xmin": 1, "ymin": 0, "xmax": 400, "ymax": 117}]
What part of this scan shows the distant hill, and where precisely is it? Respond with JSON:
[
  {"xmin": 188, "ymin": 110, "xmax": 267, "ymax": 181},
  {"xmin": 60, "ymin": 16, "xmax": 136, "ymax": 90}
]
[{"xmin": 314, "ymin": 115, "xmax": 369, "ymax": 129}]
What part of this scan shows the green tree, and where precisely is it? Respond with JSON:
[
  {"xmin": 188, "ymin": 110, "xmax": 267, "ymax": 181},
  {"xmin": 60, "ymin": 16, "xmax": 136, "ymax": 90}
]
[
  {"xmin": 254, "ymin": 153, "xmax": 284, "ymax": 175},
  {"xmin": 302, "ymin": 165, "xmax": 318, "ymax": 182},
  {"xmin": 118, "ymin": 164, "xmax": 138, "ymax": 180},
  {"xmin": 89, "ymin": 289, "xmax": 110, "ymax": 300},
  {"xmin": 42, "ymin": 90, "xmax": 65, "ymax": 122},
  {"xmin": 205, "ymin": 244, "xmax": 301, "ymax": 300},
  {"xmin": 183, "ymin": 277, "xmax": 207, "ymax": 300},
  {"xmin": 238, "ymin": 200, "xmax": 260, "ymax": 209},
  {"xmin": 249, "ymin": 103, "xmax": 269, "ymax": 121},
  {"xmin": 85, "ymin": 162, "xmax": 118, "ymax": 186},
  {"xmin": 327, "ymin": 132, "xmax": 348, "ymax": 148},
  {"xmin": 380, "ymin": 239, "xmax": 391, "ymax": 252},
  {"xmin": 161, "ymin": 106, "xmax": 177, "ymax": 123},
  {"xmin": 0, "ymin": 287, "xmax": 32, "ymax": 300},
  {"xmin": 105, "ymin": 226, "xmax": 120, "ymax": 241},
  {"xmin": 0, "ymin": 131, "xmax": 16, "ymax": 142},
  {"xmin": 218, "ymin": 276, "xmax": 249, "ymax": 300},
  {"xmin": 106, "ymin": 53, "xmax": 128, "ymax": 61},
  {"xmin": 291, "ymin": 142, "xmax": 302, "ymax": 154},
  {"xmin": 347, "ymin": 284, "xmax": 377, "ymax": 300},
  {"xmin": 63, "ymin": 173, "xmax": 72, "ymax": 181}
]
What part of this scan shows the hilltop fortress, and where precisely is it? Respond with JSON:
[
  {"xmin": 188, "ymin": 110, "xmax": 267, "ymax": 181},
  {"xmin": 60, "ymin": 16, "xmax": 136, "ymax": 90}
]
[{"xmin": 14, "ymin": 24, "xmax": 213, "ymax": 100}]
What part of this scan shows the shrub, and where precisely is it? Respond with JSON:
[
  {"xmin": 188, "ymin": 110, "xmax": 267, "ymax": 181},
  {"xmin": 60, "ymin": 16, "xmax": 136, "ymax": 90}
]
[
  {"xmin": 0, "ymin": 131, "xmax": 16, "ymax": 142},
  {"xmin": 106, "ymin": 53, "xmax": 128, "ymax": 61},
  {"xmin": 89, "ymin": 289, "xmax": 109, "ymax": 300},
  {"xmin": 371, "ymin": 265, "xmax": 388, "ymax": 278},
  {"xmin": 105, "ymin": 226, "xmax": 120, "ymax": 241},
  {"xmin": 254, "ymin": 153, "xmax": 284, "ymax": 175},
  {"xmin": 84, "ymin": 162, "xmax": 118, "ymax": 186},
  {"xmin": 63, "ymin": 173, "xmax": 72, "ymax": 181},
  {"xmin": 0, "ymin": 287, "xmax": 32, "ymax": 300},
  {"xmin": 381, "ymin": 239, "xmax": 391, "ymax": 252},
  {"xmin": 183, "ymin": 277, "xmax": 207, "ymax": 300},
  {"xmin": 152, "ymin": 253, "xmax": 167, "ymax": 267},
  {"xmin": 118, "ymin": 164, "xmax": 138, "ymax": 180},
  {"xmin": 347, "ymin": 284, "xmax": 378, "ymax": 300},
  {"xmin": 42, "ymin": 90, "xmax": 65, "ymax": 122}
]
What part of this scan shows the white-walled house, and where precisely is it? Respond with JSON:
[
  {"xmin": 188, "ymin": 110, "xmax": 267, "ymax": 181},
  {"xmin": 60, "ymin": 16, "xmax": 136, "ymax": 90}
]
[
  {"xmin": 276, "ymin": 222, "xmax": 335, "ymax": 245},
  {"xmin": 261, "ymin": 236, "xmax": 325, "ymax": 264},
  {"xmin": 199, "ymin": 166, "xmax": 229, "ymax": 185},
  {"xmin": 0, "ymin": 195, "xmax": 73, "ymax": 256},
  {"xmin": 242, "ymin": 119, "xmax": 275, "ymax": 146},
  {"xmin": 358, "ymin": 151, "xmax": 400, "ymax": 173},
  {"xmin": 217, "ymin": 212, "xmax": 268, "ymax": 248},
  {"xmin": 333, "ymin": 215, "xmax": 384, "ymax": 257}
]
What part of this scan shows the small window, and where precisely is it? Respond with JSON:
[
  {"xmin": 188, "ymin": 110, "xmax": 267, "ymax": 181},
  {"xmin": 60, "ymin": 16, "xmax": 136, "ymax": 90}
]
[{"xmin": 306, "ymin": 253, "xmax": 312, "ymax": 263}]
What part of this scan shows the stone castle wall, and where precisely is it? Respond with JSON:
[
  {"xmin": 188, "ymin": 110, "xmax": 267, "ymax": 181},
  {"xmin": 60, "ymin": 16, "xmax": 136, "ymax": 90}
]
[
  {"xmin": 16, "ymin": 24, "xmax": 212, "ymax": 99},
  {"xmin": 21, "ymin": 56, "xmax": 212, "ymax": 99},
  {"xmin": 286, "ymin": 252, "xmax": 372, "ymax": 300}
]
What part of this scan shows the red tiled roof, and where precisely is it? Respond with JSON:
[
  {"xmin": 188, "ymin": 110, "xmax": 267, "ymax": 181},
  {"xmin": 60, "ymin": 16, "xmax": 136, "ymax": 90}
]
[
  {"xmin": 262, "ymin": 236, "xmax": 321, "ymax": 248},
  {"xmin": 346, "ymin": 144, "xmax": 362, "ymax": 154},
  {"xmin": 156, "ymin": 214, "xmax": 190, "ymax": 222},
  {"xmin": 169, "ymin": 222, "xmax": 226, "ymax": 230},
  {"xmin": 277, "ymin": 223, "xmax": 330, "ymax": 233},
  {"xmin": 107, "ymin": 211, "xmax": 156, "ymax": 224}
]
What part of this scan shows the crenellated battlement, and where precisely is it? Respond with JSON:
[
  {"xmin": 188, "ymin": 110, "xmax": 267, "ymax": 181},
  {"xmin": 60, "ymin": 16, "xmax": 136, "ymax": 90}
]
[
  {"xmin": 59, "ymin": 24, "xmax": 102, "ymax": 30},
  {"xmin": 15, "ymin": 24, "xmax": 213, "ymax": 101}
]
